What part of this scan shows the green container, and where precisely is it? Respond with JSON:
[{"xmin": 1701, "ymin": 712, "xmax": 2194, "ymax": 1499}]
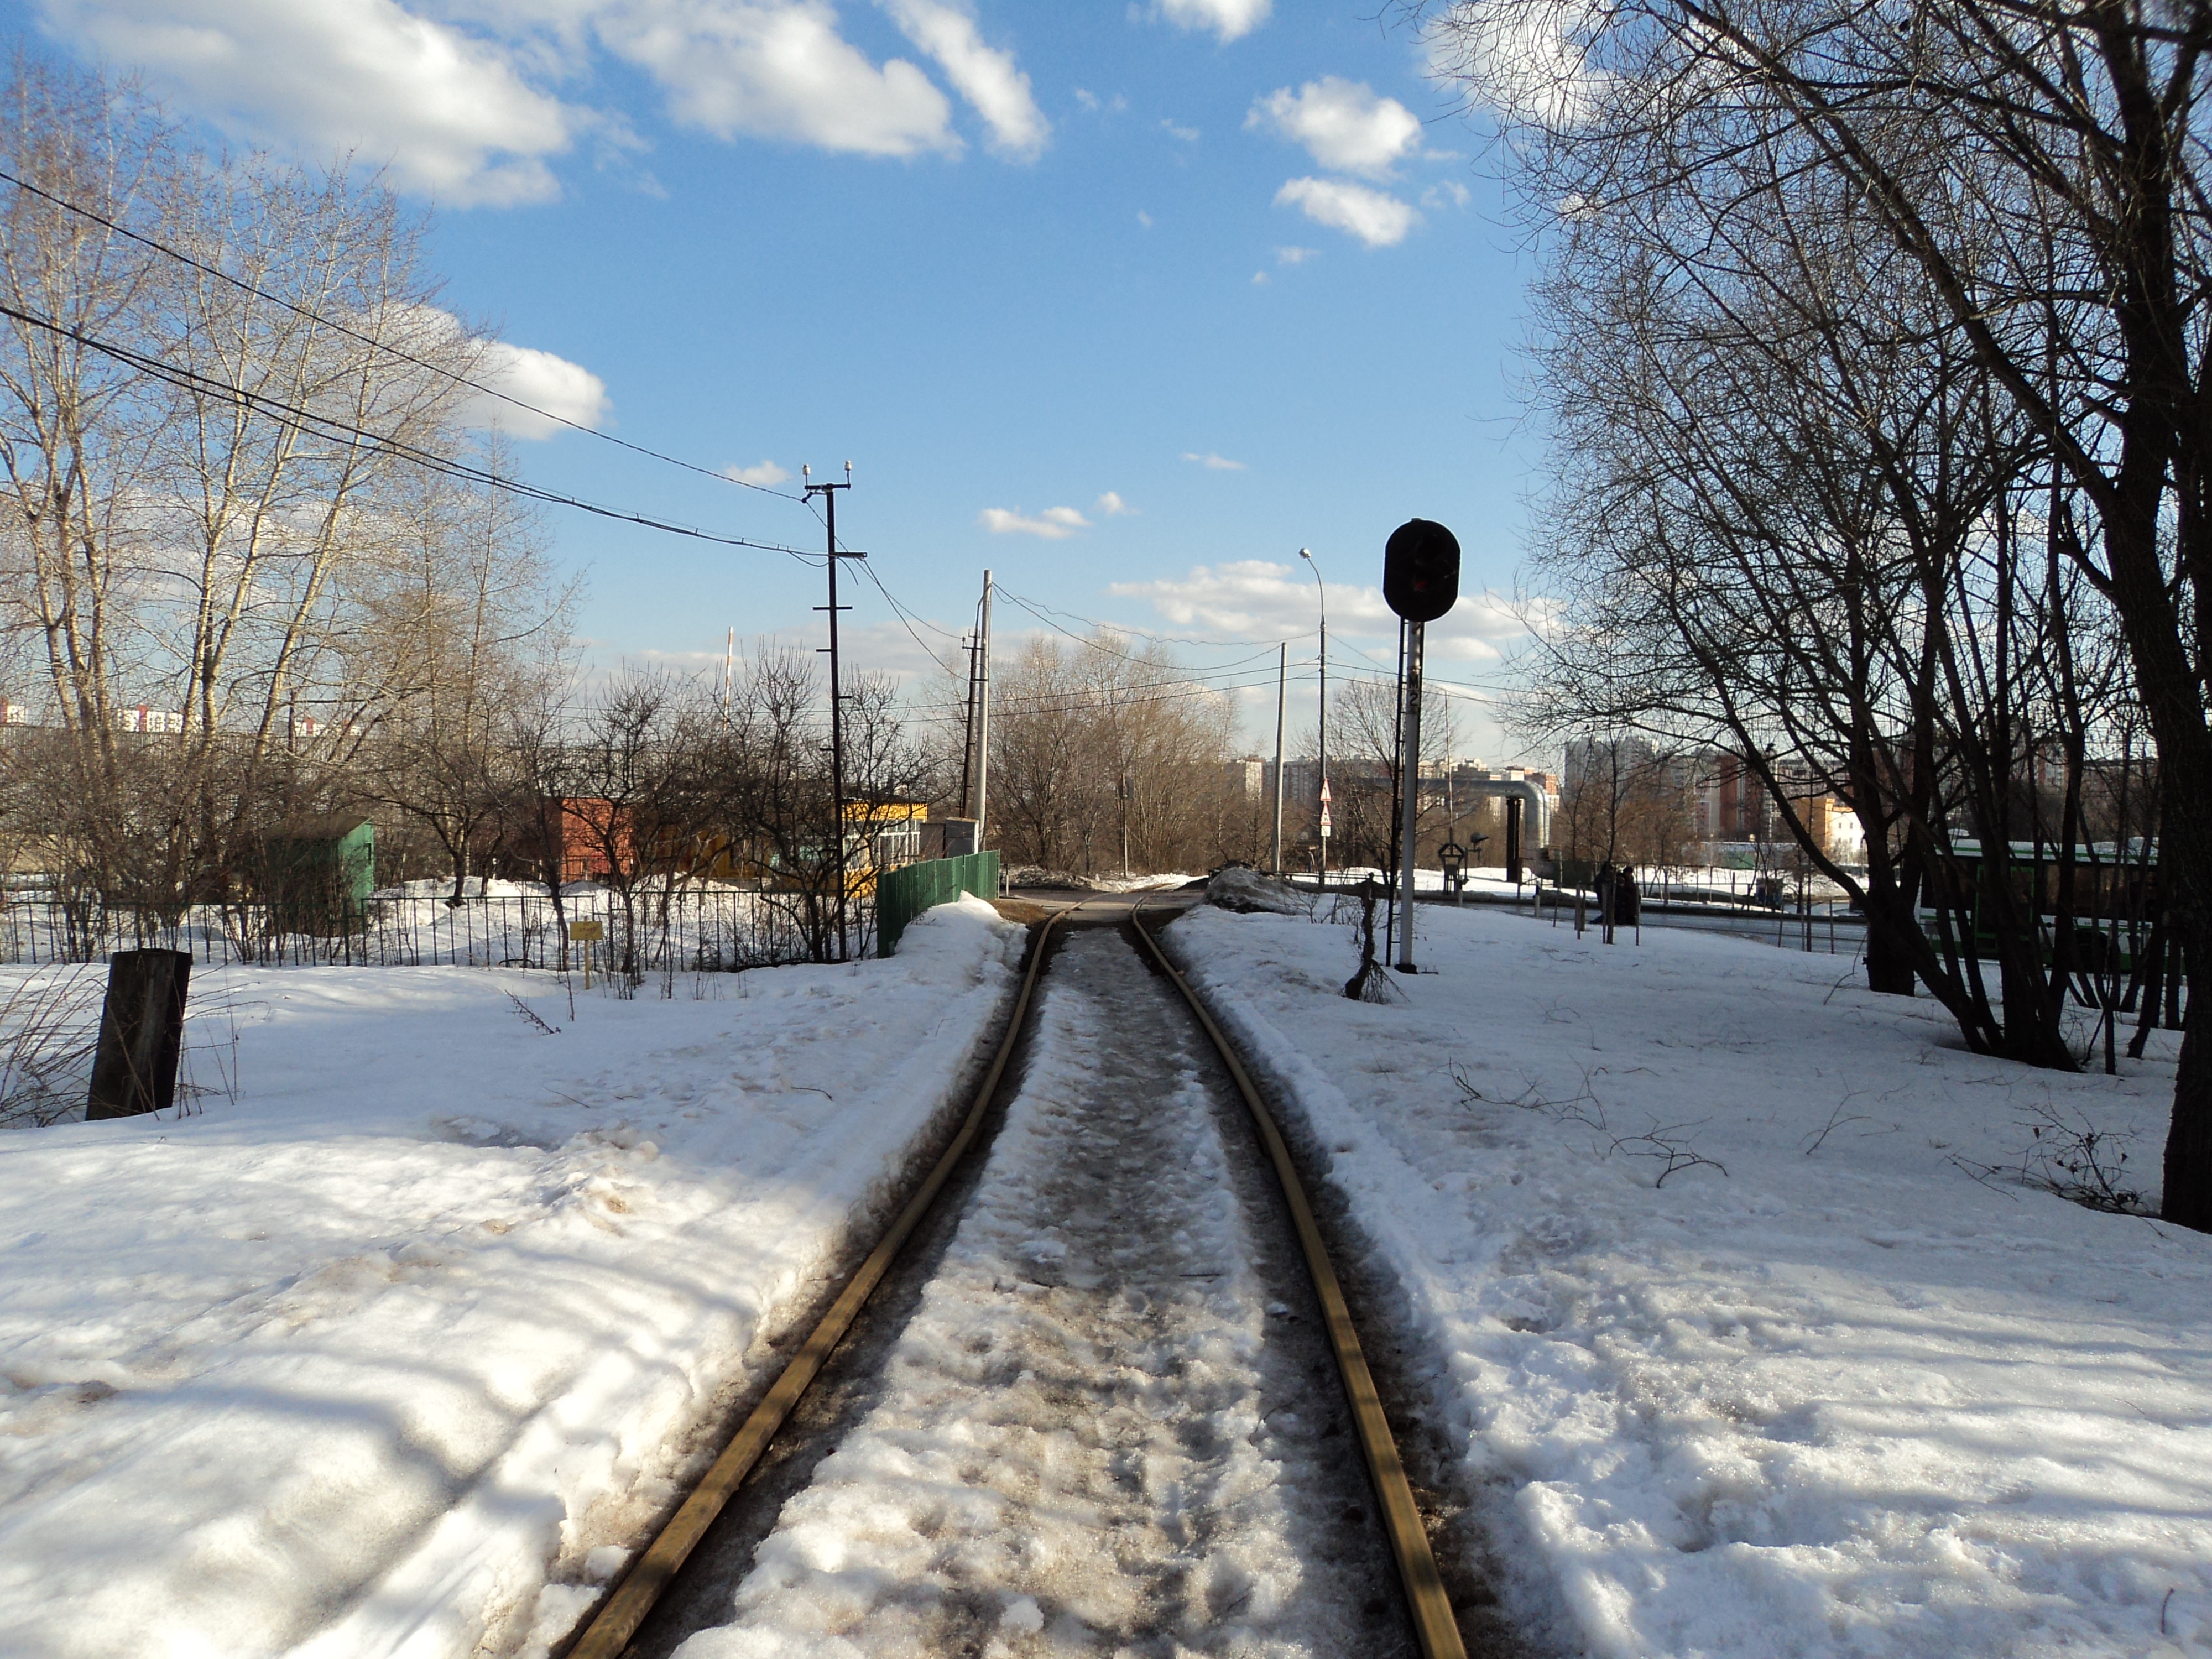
[
  {"xmin": 876, "ymin": 852, "xmax": 1001, "ymax": 956},
  {"xmin": 261, "ymin": 815, "xmax": 375, "ymax": 933}
]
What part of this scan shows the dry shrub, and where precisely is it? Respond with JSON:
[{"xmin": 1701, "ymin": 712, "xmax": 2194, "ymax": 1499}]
[{"xmin": 0, "ymin": 966, "xmax": 107, "ymax": 1129}]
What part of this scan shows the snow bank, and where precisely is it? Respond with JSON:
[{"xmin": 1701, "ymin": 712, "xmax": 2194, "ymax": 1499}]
[
  {"xmin": 0, "ymin": 895, "xmax": 1023, "ymax": 1659},
  {"xmin": 1166, "ymin": 900, "xmax": 2212, "ymax": 1657},
  {"xmin": 1204, "ymin": 867, "xmax": 1306, "ymax": 915}
]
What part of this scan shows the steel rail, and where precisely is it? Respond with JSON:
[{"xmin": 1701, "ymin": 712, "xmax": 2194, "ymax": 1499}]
[
  {"xmin": 561, "ymin": 906, "xmax": 1069, "ymax": 1659},
  {"xmin": 1128, "ymin": 897, "xmax": 1469, "ymax": 1659}
]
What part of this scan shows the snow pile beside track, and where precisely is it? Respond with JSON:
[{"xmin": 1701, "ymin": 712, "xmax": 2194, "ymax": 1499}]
[
  {"xmin": 1167, "ymin": 900, "xmax": 2212, "ymax": 1657},
  {"xmin": 1204, "ymin": 867, "xmax": 1306, "ymax": 915},
  {"xmin": 0, "ymin": 895, "xmax": 1022, "ymax": 1659}
]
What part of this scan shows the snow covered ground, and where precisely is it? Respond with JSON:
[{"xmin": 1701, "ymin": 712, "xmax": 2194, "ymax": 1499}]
[
  {"xmin": 670, "ymin": 925, "xmax": 1409, "ymax": 1659},
  {"xmin": 0, "ymin": 897, "xmax": 1024, "ymax": 1659},
  {"xmin": 1166, "ymin": 897, "xmax": 2212, "ymax": 1658}
]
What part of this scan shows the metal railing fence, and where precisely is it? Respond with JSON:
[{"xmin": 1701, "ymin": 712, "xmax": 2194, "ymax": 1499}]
[{"xmin": 0, "ymin": 888, "xmax": 860, "ymax": 974}]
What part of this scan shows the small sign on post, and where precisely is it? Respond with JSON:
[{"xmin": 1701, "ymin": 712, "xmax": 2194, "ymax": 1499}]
[
  {"xmin": 566, "ymin": 919, "xmax": 604, "ymax": 989},
  {"xmin": 87, "ymin": 949, "xmax": 191, "ymax": 1120}
]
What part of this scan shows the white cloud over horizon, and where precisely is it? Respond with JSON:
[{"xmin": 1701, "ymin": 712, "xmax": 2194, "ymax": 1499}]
[
  {"xmin": 1274, "ymin": 176, "xmax": 1418, "ymax": 247},
  {"xmin": 1248, "ymin": 77, "xmax": 1421, "ymax": 178},
  {"xmin": 1108, "ymin": 559, "xmax": 1534, "ymax": 664}
]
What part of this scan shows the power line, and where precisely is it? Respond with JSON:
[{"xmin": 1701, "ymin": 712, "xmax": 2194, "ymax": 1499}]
[
  {"xmin": 997, "ymin": 589, "xmax": 1287, "ymax": 674},
  {"xmin": 857, "ymin": 562, "xmax": 969, "ymax": 671},
  {"xmin": 906, "ymin": 671, "xmax": 1308, "ymax": 723},
  {"xmin": 994, "ymin": 586, "xmax": 1297, "ymax": 653},
  {"xmin": 990, "ymin": 583, "xmax": 1523, "ymax": 703},
  {"xmin": 0, "ymin": 165, "xmax": 810, "ymax": 504},
  {"xmin": 0, "ymin": 297, "xmax": 826, "ymax": 562}
]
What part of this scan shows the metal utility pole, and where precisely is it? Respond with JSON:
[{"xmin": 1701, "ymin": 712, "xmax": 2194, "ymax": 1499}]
[
  {"xmin": 1271, "ymin": 641, "xmax": 1287, "ymax": 874},
  {"xmin": 1300, "ymin": 549, "xmax": 1328, "ymax": 887},
  {"xmin": 1396, "ymin": 618, "xmax": 1425, "ymax": 972},
  {"xmin": 804, "ymin": 462, "xmax": 860, "ymax": 961},
  {"xmin": 958, "ymin": 630, "xmax": 979, "ymax": 818},
  {"xmin": 976, "ymin": 570, "xmax": 994, "ymax": 850}
]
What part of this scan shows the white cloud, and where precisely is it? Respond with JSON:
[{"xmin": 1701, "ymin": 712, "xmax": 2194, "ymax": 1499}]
[
  {"xmin": 1108, "ymin": 559, "xmax": 1531, "ymax": 661},
  {"xmin": 723, "ymin": 458, "xmax": 791, "ymax": 485},
  {"xmin": 1073, "ymin": 87, "xmax": 1127, "ymax": 114},
  {"xmin": 1136, "ymin": 209, "xmax": 1154, "ymax": 228},
  {"xmin": 597, "ymin": 0, "xmax": 957, "ymax": 156},
  {"xmin": 1247, "ymin": 77, "xmax": 1421, "ymax": 178},
  {"xmin": 1160, "ymin": 118, "xmax": 1200, "ymax": 142},
  {"xmin": 1094, "ymin": 491, "xmax": 1133, "ymax": 516},
  {"xmin": 1156, "ymin": 0, "xmax": 1270, "ymax": 44},
  {"xmin": 1182, "ymin": 451, "xmax": 1245, "ymax": 471},
  {"xmin": 1251, "ymin": 270, "xmax": 1269, "ymax": 285},
  {"xmin": 879, "ymin": 0, "xmax": 1048, "ymax": 159},
  {"xmin": 38, "ymin": 0, "xmax": 576, "ymax": 205},
  {"xmin": 1274, "ymin": 176, "xmax": 1418, "ymax": 247},
  {"xmin": 38, "ymin": 0, "xmax": 1066, "ymax": 198},
  {"xmin": 1276, "ymin": 244, "xmax": 1317, "ymax": 264},
  {"xmin": 1422, "ymin": 179, "xmax": 1472, "ymax": 209},
  {"xmin": 980, "ymin": 504, "xmax": 1089, "ymax": 538},
  {"xmin": 457, "ymin": 336, "xmax": 611, "ymax": 436}
]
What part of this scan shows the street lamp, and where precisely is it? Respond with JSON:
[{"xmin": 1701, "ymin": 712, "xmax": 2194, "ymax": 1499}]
[{"xmin": 1300, "ymin": 547, "xmax": 1329, "ymax": 889}]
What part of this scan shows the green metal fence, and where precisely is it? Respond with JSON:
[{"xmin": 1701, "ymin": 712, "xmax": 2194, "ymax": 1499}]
[{"xmin": 876, "ymin": 852, "xmax": 1001, "ymax": 956}]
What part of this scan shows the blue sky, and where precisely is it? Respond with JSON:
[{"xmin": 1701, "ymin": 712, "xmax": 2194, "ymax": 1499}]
[{"xmin": 12, "ymin": 0, "xmax": 1545, "ymax": 760}]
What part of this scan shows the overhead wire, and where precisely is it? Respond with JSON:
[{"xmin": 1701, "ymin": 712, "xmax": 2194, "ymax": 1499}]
[
  {"xmin": 0, "ymin": 298, "xmax": 827, "ymax": 562},
  {"xmin": 857, "ymin": 561, "xmax": 968, "ymax": 682},
  {"xmin": 0, "ymin": 165, "xmax": 811, "ymax": 504},
  {"xmin": 996, "ymin": 589, "xmax": 1288, "ymax": 677},
  {"xmin": 994, "ymin": 585, "xmax": 1298, "ymax": 653}
]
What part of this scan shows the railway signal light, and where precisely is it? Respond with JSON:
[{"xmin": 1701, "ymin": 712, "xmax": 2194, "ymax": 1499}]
[{"xmin": 1383, "ymin": 519, "xmax": 1460, "ymax": 623}]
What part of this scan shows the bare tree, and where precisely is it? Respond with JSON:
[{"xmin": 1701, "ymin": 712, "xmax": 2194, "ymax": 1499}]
[
  {"xmin": 353, "ymin": 446, "xmax": 574, "ymax": 901},
  {"xmin": 1410, "ymin": 0, "xmax": 2212, "ymax": 1227}
]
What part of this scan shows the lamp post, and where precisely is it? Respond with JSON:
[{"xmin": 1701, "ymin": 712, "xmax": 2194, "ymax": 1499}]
[{"xmin": 1300, "ymin": 547, "xmax": 1328, "ymax": 889}]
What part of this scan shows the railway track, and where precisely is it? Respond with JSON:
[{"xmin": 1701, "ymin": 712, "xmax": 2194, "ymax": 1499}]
[{"xmin": 561, "ymin": 894, "xmax": 1475, "ymax": 1659}]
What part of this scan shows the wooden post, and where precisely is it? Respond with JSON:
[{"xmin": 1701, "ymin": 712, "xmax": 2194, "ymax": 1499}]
[{"xmin": 87, "ymin": 949, "xmax": 191, "ymax": 1120}]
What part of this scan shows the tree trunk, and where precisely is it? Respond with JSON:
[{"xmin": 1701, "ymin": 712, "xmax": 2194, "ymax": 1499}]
[{"xmin": 2163, "ymin": 943, "xmax": 2212, "ymax": 1229}]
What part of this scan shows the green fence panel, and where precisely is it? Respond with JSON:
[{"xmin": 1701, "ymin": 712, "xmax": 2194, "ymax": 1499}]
[{"xmin": 877, "ymin": 851, "xmax": 1002, "ymax": 955}]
